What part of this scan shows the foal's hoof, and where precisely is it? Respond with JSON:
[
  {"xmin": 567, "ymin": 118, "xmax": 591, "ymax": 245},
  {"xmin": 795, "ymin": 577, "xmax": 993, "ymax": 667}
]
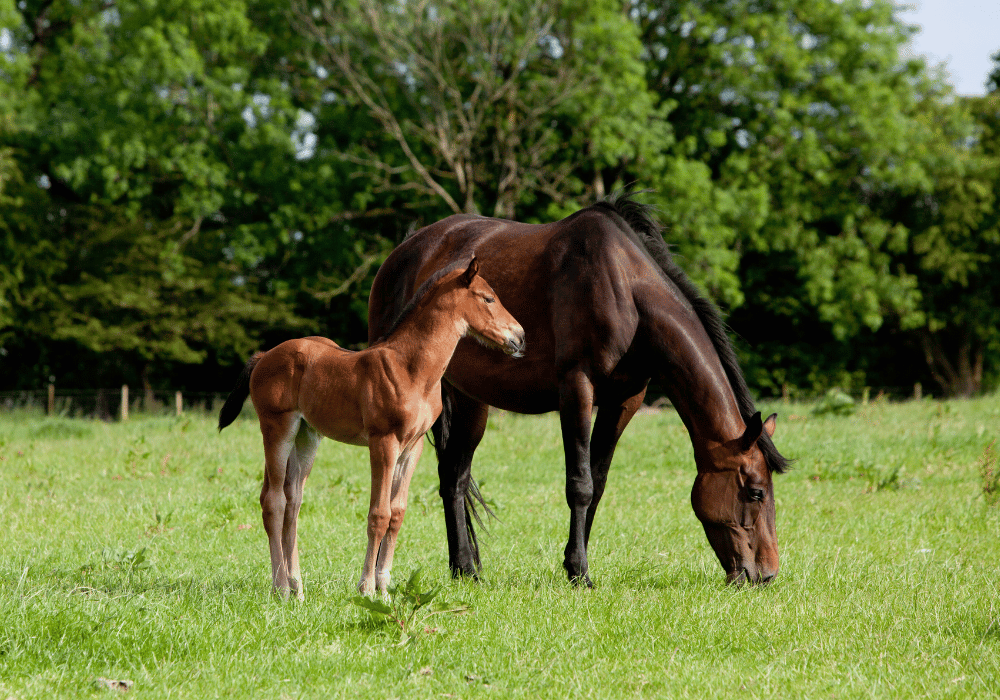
[
  {"xmin": 272, "ymin": 585, "xmax": 303, "ymax": 602},
  {"xmin": 569, "ymin": 573, "xmax": 594, "ymax": 588}
]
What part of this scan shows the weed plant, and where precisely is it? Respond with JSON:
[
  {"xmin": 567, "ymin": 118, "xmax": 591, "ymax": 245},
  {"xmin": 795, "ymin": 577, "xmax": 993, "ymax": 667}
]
[{"xmin": 1, "ymin": 395, "xmax": 999, "ymax": 698}]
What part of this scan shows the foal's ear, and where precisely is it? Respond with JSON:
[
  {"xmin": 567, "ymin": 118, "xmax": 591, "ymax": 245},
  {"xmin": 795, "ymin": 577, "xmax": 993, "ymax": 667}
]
[{"xmin": 461, "ymin": 256, "xmax": 480, "ymax": 286}]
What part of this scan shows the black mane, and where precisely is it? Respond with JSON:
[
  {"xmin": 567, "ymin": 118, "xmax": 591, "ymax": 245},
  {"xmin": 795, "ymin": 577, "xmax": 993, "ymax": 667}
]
[
  {"xmin": 591, "ymin": 191, "xmax": 790, "ymax": 474},
  {"xmin": 373, "ymin": 259, "xmax": 467, "ymax": 344}
]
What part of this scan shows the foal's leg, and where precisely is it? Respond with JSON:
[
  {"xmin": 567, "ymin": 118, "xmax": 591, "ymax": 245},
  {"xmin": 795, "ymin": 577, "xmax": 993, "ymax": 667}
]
[
  {"xmin": 432, "ymin": 387, "xmax": 490, "ymax": 578},
  {"xmin": 359, "ymin": 434, "xmax": 400, "ymax": 596},
  {"xmin": 375, "ymin": 438, "xmax": 424, "ymax": 593},
  {"xmin": 258, "ymin": 412, "xmax": 299, "ymax": 597},
  {"xmin": 559, "ymin": 367, "xmax": 596, "ymax": 585},
  {"xmin": 585, "ymin": 389, "xmax": 646, "ymax": 548},
  {"xmin": 281, "ymin": 422, "xmax": 320, "ymax": 601}
]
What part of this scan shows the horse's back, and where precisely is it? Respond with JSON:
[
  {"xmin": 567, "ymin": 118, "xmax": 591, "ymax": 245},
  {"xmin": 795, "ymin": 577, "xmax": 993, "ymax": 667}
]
[{"xmin": 370, "ymin": 207, "xmax": 670, "ymax": 411}]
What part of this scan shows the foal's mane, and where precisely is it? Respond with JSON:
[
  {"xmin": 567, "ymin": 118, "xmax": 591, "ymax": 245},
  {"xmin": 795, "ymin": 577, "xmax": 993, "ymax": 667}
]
[
  {"xmin": 591, "ymin": 191, "xmax": 790, "ymax": 474},
  {"xmin": 373, "ymin": 259, "xmax": 467, "ymax": 344}
]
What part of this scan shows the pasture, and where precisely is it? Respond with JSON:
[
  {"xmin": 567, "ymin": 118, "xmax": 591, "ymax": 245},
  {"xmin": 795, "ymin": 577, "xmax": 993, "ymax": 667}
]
[{"xmin": 1, "ymin": 395, "xmax": 999, "ymax": 698}]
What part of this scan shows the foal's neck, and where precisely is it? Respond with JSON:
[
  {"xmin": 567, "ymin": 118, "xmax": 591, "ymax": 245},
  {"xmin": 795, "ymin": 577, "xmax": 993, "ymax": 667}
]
[{"xmin": 382, "ymin": 298, "xmax": 465, "ymax": 387}]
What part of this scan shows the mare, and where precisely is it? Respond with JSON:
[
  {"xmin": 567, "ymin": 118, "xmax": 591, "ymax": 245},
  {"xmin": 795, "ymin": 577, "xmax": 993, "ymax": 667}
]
[
  {"xmin": 218, "ymin": 258, "xmax": 525, "ymax": 599},
  {"xmin": 367, "ymin": 192, "xmax": 790, "ymax": 586}
]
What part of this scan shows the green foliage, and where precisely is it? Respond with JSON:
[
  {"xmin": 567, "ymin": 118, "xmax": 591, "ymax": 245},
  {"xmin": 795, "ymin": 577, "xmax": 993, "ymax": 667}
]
[
  {"xmin": 1, "ymin": 0, "xmax": 1000, "ymax": 397},
  {"xmin": 352, "ymin": 568, "xmax": 470, "ymax": 645},
  {"xmin": 811, "ymin": 387, "xmax": 857, "ymax": 417}
]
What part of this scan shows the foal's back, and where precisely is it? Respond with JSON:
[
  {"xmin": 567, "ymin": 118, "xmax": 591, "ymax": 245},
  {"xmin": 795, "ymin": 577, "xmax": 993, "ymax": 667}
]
[{"xmin": 250, "ymin": 337, "xmax": 372, "ymax": 446}]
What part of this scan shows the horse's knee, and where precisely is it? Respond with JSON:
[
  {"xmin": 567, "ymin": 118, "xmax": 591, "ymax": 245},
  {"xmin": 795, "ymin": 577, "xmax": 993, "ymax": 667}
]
[{"xmin": 566, "ymin": 478, "xmax": 594, "ymax": 509}]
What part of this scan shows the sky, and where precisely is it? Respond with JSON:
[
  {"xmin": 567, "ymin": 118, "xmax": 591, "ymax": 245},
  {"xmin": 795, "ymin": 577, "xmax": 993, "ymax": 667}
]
[{"xmin": 897, "ymin": 0, "xmax": 1000, "ymax": 96}]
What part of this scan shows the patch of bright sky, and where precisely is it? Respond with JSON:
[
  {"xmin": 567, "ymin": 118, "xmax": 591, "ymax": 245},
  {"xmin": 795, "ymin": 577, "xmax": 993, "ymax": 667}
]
[{"xmin": 897, "ymin": 0, "xmax": 1000, "ymax": 96}]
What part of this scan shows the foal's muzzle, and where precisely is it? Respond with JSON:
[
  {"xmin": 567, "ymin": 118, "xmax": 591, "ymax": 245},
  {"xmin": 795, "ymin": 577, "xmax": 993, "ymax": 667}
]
[{"xmin": 505, "ymin": 330, "xmax": 526, "ymax": 358}]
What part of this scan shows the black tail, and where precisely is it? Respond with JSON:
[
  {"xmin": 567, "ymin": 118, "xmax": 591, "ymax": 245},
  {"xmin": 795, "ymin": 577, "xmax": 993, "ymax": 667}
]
[
  {"xmin": 218, "ymin": 353, "xmax": 263, "ymax": 431},
  {"xmin": 429, "ymin": 383, "xmax": 497, "ymax": 570}
]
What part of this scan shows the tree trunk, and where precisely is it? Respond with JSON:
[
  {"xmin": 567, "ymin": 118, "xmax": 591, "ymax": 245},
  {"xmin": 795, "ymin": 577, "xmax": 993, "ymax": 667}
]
[
  {"xmin": 142, "ymin": 363, "xmax": 156, "ymax": 411},
  {"xmin": 919, "ymin": 330, "xmax": 982, "ymax": 397}
]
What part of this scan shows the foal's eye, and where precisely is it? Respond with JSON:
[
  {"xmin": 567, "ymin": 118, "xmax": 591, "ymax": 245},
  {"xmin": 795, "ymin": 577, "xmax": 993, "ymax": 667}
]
[
  {"xmin": 747, "ymin": 487, "xmax": 765, "ymax": 502},
  {"xmin": 483, "ymin": 296, "xmax": 495, "ymax": 304}
]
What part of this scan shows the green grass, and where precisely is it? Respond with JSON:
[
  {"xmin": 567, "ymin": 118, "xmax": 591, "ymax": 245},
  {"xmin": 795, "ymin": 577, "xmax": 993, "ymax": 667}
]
[{"xmin": 1, "ymin": 395, "xmax": 999, "ymax": 698}]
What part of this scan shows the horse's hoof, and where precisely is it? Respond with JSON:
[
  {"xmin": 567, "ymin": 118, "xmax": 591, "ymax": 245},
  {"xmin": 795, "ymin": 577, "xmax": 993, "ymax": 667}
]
[
  {"xmin": 569, "ymin": 573, "xmax": 593, "ymax": 588},
  {"xmin": 449, "ymin": 565, "xmax": 480, "ymax": 581}
]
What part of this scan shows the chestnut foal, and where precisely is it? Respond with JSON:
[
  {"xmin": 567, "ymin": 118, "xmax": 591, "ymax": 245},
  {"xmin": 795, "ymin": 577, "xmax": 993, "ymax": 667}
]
[{"xmin": 218, "ymin": 258, "xmax": 524, "ymax": 599}]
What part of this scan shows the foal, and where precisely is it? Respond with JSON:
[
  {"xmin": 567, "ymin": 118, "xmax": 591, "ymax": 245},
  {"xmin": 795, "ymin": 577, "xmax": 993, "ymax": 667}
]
[{"xmin": 218, "ymin": 258, "xmax": 524, "ymax": 599}]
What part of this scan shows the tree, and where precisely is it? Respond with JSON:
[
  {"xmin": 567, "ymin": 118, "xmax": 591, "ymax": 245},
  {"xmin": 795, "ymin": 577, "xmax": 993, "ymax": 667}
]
[
  {"xmin": 0, "ymin": 0, "xmax": 311, "ymax": 390},
  {"xmin": 2, "ymin": 0, "xmax": 436, "ymax": 387},
  {"xmin": 635, "ymin": 0, "xmax": 967, "ymax": 395},
  {"xmin": 292, "ymin": 0, "xmax": 659, "ymax": 221},
  {"xmin": 894, "ymin": 60, "xmax": 1000, "ymax": 396}
]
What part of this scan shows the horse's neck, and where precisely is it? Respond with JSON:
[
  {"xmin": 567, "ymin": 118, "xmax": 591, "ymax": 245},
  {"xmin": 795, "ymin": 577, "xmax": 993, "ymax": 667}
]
[
  {"xmin": 383, "ymin": 301, "xmax": 465, "ymax": 387},
  {"xmin": 643, "ymin": 304, "xmax": 745, "ymax": 449}
]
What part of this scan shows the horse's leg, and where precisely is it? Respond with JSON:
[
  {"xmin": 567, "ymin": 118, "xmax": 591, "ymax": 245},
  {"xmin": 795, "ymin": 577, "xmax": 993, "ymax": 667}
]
[
  {"xmin": 374, "ymin": 438, "xmax": 424, "ymax": 593},
  {"xmin": 433, "ymin": 388, "xmax": 490, "ymax": 578},
  {"xmin": 585, "ymin": 389, "xmax": 646, "ymax": 548},
  {"xmin": 258, "ymin": 412, "xmax": 299, "ymax": 598},
  {"xmin": 359, "ymin": 434, "xmax": 399, "ymax": 597},
  {"xmin": 281, "ymin": 422, "xmax": 320, "ymax": 602},
  {"xmin": 559, "ymin": 368, "xmax": 596, "ymax": 586}
]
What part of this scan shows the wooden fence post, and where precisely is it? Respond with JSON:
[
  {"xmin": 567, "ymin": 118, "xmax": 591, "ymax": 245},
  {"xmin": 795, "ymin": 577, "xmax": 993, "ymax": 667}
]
[
  {"xmin": 121, "ymin": 385, "xmax": 129, "ymax": 422},
  {"xmin": 913, "ymin": 382, "xmax": 922, "ymax": 401},
  {"xmin": 48, "ymin": 383, "xmax": 55, "ymax": 416},
  {"xmin": 175, "ymin": 390, "xmax": 183, "ymax": 416}
]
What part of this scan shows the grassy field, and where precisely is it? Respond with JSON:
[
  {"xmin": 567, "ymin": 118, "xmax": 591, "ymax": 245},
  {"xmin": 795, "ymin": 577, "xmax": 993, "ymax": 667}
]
[{"xmin": 1, "ymin": 394, "xmax": 999, "ymax": 698}]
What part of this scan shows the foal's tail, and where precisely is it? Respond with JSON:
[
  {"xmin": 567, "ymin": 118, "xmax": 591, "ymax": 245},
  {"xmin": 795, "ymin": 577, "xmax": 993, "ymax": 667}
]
[{"xmin": 218, "ymin": 353, "xmax": 263, "ymax": 431}]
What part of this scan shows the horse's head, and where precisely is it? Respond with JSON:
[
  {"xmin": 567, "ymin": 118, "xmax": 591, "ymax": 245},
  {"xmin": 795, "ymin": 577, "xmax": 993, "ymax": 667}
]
[
  {"xmin": 454, "ymin": 256, "xmax": 525, "ymax": 357},
  {"xmin": 690, "ymin": 412, "xmax": 779, "ymax": 585}
]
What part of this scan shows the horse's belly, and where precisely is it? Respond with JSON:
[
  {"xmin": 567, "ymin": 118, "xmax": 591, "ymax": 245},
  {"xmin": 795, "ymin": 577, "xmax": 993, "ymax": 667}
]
[{"xmin": 446, "ymin": 356, "xmax": 559, "ymax": 414}]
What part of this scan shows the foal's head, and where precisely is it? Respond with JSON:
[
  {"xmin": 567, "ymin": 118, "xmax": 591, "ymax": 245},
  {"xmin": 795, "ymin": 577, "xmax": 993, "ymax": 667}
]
[
  {"xmin": 450, "ymin": 257, "xmax": 525, "ymax": 357},
  {"xmin": 690, "ymin": 412, "xmax": 779, "ymax": 585}
]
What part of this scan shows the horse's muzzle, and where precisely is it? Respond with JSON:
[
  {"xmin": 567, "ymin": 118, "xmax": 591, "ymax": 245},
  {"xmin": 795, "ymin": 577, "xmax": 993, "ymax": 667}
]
[{"xmin": 726, "ymin": 566, "xmax": 776, "ymax": 586}]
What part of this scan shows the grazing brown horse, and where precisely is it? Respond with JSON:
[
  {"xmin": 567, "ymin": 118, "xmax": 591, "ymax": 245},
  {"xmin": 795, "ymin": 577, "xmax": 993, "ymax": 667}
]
[
  {"xmin": 218, "ymin": 258, "xmax": 525, "ymax": 599},
  {"xmin": 368, "ymin": 192, "xmax": 789, "ymax": 586}
]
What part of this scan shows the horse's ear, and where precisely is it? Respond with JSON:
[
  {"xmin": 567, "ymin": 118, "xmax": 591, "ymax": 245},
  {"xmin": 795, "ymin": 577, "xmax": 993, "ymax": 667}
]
[
  {"xmin": 763, "ymin": 413, "xmax": 777, "ymax": 438},
  {"xmin": 739, "ymin": 411, "xmax": 764, "ymax": 452},
  {"xmin": 461, "ymin": 256, "xmax": 480, "ymax": 286}
]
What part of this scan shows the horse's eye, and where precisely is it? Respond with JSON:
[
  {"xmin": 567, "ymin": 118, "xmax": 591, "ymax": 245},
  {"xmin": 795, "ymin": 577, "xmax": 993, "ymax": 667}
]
[
  {"xmin": 748, "ymin": 487, "xmax": 765, "ymax": 502},
  {"xmin": 483, "ymin": 296, "xmax": 495, "ymax": 304}
]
